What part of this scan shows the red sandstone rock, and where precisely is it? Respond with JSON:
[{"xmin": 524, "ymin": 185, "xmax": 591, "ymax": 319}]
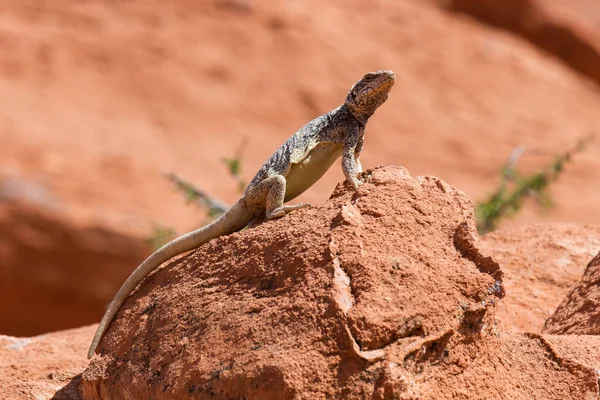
[
  {"xmin": 2, "ymin": 167, "xmax": 599, "ymax": 399},
  {"xmin": 79, "ymin": 167, "xmax": 597, "ymax": 399},
  {"xmin": 444, "ymin": 0, "xmax": 600, "ymax": 87},
  {"xmin": 544, "ymin": 251, "xmax": 600, "ymax": 335},
  {"xmin": 543, "ymin": 334, "xmax": 600, "ymax": 372},
  {"xmin": 480, "ymin": 224, "xmax": 600, "ymax": 333},
  {"xmin": 0, "ymin": 325, "xmax": 94, "ymax": 400},
  {"xmin": 0, "ymin": 203, "xmax": 148, "ymax": 338},
  {"xmin": 1, "ymin": 0, "xmax": 600, "ymax": 397}
]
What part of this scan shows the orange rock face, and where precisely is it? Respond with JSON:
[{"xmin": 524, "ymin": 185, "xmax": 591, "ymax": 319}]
[
  {"xmin": 544, "ymin": 251, "xmax": 600, "ymax": 335},
  {"xmin": 0, "ymin": 203, "xmax": 148, "ymax": 337},
  {"xmin": 445, "ymin": 0, "xmax": 600, "ymax": 88},
  {"xmin": 0, "ymin": 325, "xmax": 94, "ymax": 400},
  {"xmin": 481, "ymin": 224, "xmax": 600, "ymax": 333},
  {"xmin": 78, "ymin": 167, "xmax": 597, "ymax": 399}
]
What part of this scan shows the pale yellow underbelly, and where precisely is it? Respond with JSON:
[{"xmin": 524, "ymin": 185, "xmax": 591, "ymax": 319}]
[{"xmin": 284, "ymin": 142, "xmax": 343, "ymax": 202}]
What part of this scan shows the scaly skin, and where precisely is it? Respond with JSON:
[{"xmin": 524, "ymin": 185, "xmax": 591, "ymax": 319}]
[{"xmin": 87, "ymin": 70, "xmax": 395, "ymax": 359}]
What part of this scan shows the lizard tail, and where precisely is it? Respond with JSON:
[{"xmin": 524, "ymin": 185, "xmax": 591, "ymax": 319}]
[{"xmin": 87, "ymin": 200, "xmax": 251, "ymax": 359}]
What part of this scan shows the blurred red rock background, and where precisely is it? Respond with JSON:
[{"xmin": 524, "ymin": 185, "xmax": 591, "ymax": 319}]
[{"xmin": 1, "ymin": 0, "xmax": 599, "ymax": 337}]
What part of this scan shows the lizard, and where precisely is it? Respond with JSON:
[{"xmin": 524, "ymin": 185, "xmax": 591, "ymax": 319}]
[{"xmin": 87, "ymin": 69, "xmax": 395, "ymax": 359}]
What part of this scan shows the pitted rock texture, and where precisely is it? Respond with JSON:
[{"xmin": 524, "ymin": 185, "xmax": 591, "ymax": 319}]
[
  {"xmin": 80, "ymin": 167, "xmax": 598, "ymax": 399},
  {"xmin": 544, "ymin": 334, "xmax": 600, "ymax": 372},
  {"xmin": 544, "ymin": 251, "xmax": 600, "ymax": 335}
]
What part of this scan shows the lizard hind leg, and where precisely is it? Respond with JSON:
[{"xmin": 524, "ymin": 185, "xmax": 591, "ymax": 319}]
[{"xmin": 263, "ymin": 175, "xmax": 311, "ymax": 220}]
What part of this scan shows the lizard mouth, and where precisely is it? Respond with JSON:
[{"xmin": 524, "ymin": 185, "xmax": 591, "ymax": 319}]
[
  {"xmin": 380, "ymin": 70, "xmax": 395, "ymax": 82},
  {"xmin": 381, "ymin": 75, "xmax": 395, "ymax": 92},
  {"xmin": 378, "ymin": 72, "xmax": 395, "ymax": 91}
]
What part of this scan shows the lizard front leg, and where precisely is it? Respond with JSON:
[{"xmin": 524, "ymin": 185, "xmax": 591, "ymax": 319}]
[
  {"xmin": 342, "ymin": 126, "xmax": 364, "ymax": 189},
  {"xmin": 354, "ymin": 135, "xmax": 364, "ymax": 174}
]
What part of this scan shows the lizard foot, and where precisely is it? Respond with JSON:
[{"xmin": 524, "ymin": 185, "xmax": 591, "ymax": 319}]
[
  {"xmin": 350, "ymin": 177, "xmax": 363, "ymax": 189},
  {"xmin": 266, "ymin": 202, "xmax": 311, "ymax": 220}
]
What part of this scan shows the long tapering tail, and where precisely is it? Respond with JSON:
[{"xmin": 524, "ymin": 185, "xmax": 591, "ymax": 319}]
[{"xmin": 87, "ymin": 201, "xmax": 251, "ymax": 359}]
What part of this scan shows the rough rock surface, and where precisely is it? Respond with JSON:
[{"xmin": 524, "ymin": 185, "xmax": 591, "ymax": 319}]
[
  {"xmin": 80, "ymin": 167, "xmax": 598, "ymax": 399},
  {"xmin": 544, "ymin": 334, "xmax": 600, "ymax": 372},
  {"xmin": 481, "ymin": 224, "xmax": 600, "ymax": 333},
  {"xmin": 544, "ymin": 251, "xmax": 600, "ymax": 335},
  {"xmin": 0, "ymin": 325, "xmax": 94, "ymax": 400}
]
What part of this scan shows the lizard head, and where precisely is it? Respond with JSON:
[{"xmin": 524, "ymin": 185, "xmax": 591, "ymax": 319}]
[{"xmin": 344, "ymin": 70, "xmax": 395, "ymax": 122}]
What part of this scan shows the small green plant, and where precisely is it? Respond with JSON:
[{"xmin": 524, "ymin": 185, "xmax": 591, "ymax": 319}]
[
  {"xmin": 146, "ymin": 141, "xmax": 248, "ymax": 249},
  {"xmin": 221, "ymin": 138, "xmax": 248, "ymax": 194},
  {"xmin": 163, "ymin": 171, "xmax": 229, "ymax": 219},
  {"xmin": 145, "ymin": 223, "xmax": 176, "ymax": 250},
  {"xmin": 475, "ymin": 136, "xmax": 591, "ymax": 234}
]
